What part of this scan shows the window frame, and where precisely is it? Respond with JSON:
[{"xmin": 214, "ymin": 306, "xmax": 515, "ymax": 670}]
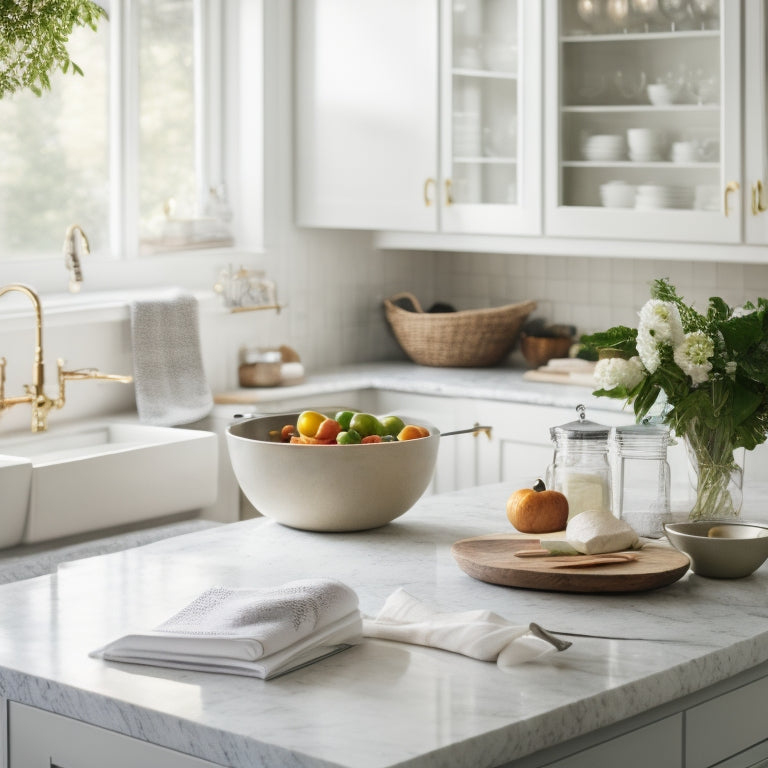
[{"xmin": 0, "ymin": 0, "xmax": 262, "ymax": 296}]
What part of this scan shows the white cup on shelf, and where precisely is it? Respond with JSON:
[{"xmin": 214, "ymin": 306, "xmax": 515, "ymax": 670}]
[
  {"xmin": 671, "ymin": 141, "xmax": 700, "ymax": 164},
  {"xmin": 647, "ymin": 82, "xmax": 677, "ymax": 106}
]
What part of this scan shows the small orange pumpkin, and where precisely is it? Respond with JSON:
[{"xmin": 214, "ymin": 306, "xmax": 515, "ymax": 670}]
[{"xmin": 506, "ymin": 479, "xmax": 569, "ymax": 534}]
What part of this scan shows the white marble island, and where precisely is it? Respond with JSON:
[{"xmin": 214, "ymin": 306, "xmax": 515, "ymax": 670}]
[{"xmin": 2, "ymin": 482, "xmax": 768, "ymax": 768}]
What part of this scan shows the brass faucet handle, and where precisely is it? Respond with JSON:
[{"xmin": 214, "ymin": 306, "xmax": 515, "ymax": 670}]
[{"xmin": 58, "ymin": 361, "xmax": 133, "ymax": 384}]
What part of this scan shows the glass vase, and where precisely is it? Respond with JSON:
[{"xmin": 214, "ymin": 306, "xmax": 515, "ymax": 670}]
[{"xmin": 684, "ymin": 427, "xmax": 744, "ymax": 521}]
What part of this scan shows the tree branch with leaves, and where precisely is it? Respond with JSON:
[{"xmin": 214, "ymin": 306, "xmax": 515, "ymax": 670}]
[{"xmin": 0, "ymin": 0, "xmax": 106, "ymax": 98}]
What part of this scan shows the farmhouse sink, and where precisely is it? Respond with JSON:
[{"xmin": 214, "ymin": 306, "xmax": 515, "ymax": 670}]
[
  {"xmin": 0, "ymin": 455, "xmax": 33, "ymax": 548},
  {"xmin": 0, "ymin": 422, "xmax": 218, "ymax": 545}
]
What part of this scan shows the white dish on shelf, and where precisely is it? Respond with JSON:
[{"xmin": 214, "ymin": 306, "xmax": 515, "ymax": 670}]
[
  {"xmin": 583, "ymin": 134, "xmax": 626, "ymax": 162},
  {"xmin": 627, "ymin": 128, "xmax": 666, "ymax": 154},
  {"xmin": 635, "ymin": 185, "xmax": 694, "ymax": 210},
  {"xmin": 647, "ymin": 83, "xmax": 678, "ymax": 106},
  {"xmin": 600, "ymin": 181, "xmax": 636, "ymax": 208}
]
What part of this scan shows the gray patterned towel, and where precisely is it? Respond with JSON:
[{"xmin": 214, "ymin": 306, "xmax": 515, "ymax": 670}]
[
  {"xmin": 130, "ymin": 291, "xmax": 213, "ymax": 426},
  {"xmin": 91, "ymin": 579, "xmax": 362, "ymax": 679}
]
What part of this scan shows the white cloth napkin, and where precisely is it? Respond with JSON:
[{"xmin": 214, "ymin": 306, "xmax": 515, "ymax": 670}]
[
  {"xmin": 130, "ymin": 291, "xmax": 213, "ymax": 426},
  {"xmin": 363, "ymin": 589, "xmax": 565, "ymax": 668},
  {"xmin": 91, "ymin": 579, "xmax": 362, "ymax": 680}
]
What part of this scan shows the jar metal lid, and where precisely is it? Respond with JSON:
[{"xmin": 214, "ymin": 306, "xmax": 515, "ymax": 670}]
[{"xmin": 550, "ymin": 404, "xmax": 610, "ymax": 440}]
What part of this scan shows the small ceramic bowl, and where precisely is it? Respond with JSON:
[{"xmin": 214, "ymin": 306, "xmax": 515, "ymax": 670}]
[
  {"xmin": 664, "ymin": 521, "xmax": 768, "ymax": 579},
  {"xmin": 647, "ymin": 83, "xmax": 677, "ymax": 106}
]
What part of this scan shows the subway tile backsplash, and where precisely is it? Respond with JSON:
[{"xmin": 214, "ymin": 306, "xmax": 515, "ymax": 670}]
[{"xmin": 432, "ymin": 252, "xmax": 768, "ymax": 339}]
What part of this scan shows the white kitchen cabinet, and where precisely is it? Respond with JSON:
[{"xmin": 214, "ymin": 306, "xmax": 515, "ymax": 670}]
[
  {"xmin": 8, "ymin": 701, "xmax": 222, "ymax": 767},
  {"xmin": 295, "ymin": 0, "xmax": 543, "ymax": 236},
  {"xmin": 294, "ymin": 0, "xmax": 438, "ymax": 232},
  {"xmin": 743, "ymin": 0, "xmax": 768, "ymax": 245},
  {"xmin": 544, "ymin": 0, "xmax": 742, "ymax": 244}
]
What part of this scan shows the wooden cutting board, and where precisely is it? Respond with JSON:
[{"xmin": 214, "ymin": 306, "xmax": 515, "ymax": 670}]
[{"xmin": 451, "ymin": 533, "xmax": 690, "ymax": 593}]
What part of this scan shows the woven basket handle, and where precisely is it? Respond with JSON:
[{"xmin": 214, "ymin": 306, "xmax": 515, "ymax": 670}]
[{"xmin": 386, "ymin": 292, "xmax": 424, "ymax": 314}]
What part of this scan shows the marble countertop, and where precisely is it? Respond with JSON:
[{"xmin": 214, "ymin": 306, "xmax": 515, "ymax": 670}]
[
  {"xmin": 212, "ymin": 360, "xmax": 623, "ymax": 412},
  {"xmin": 2, "ymin": 482, "xmax": 768, "ymax": 767}
]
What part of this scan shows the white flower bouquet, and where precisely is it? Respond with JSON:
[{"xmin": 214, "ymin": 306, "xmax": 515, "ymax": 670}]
[{"xmin": 581, "ymin": 278, "xmax": 768, "ymax": 520}]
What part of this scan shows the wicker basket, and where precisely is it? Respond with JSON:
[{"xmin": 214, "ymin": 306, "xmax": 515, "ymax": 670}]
[
  {"xmin": 520, "ymin": 334, "xmax": 574, "ymax": 368},
  {"xmin": 384, "ymin": 293, "xmax": 536, "ymax": 368}
]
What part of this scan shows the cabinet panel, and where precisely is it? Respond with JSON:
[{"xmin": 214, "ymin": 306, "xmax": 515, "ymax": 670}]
[
  {"xmin": 541, "ymin": 713, "xmax": 682, "ymax": 768},
  {"xmin": 295, "ymin": 0, "xmax": 439, "ymax": 231},
  {"xmin": 371, "ymin": 391, "xmax": 477, "ymax": 493},
  {"xmin": 473, "ymin": 400, "xmax": 634, "ymax": 487},
  {"xmin": 686, "ymin": 677, "xmax": 768, "ymax": 768},
  {"xmin": 743, "ymin": 0, "xmax": 768, "ymax": 245},
  {"xmin": 9, "ymin": 702, "xmax": 221, "ymax": 768}
]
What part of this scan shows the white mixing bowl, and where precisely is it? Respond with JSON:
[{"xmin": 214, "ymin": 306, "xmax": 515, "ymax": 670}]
[{"xmin": 226, "ymin": 412, "xmax": 440, "ymax": 532}]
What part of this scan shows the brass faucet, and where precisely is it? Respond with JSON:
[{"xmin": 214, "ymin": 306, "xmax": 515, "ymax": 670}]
[
  {"xmin": 0, "ymin": 283, "xmax": 132, "ymax": 432},
  {"xmin": 62, "ymin": 224, "xmax": 89, "ymax": 293}
]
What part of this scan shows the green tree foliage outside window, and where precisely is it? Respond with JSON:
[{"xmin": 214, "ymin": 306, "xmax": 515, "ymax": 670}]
[{"xmin": 0, "ymin": 0, "xmax": 105, "ymax": 98}]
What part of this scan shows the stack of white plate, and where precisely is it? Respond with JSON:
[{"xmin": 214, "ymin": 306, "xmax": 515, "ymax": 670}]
[
  {"xmin": 582, "ymin": 134, "xmax": 626, "ymax": 162},
  {"xmin": 635, "ymin": 185, "xmax": 694, "ymax": 210}
]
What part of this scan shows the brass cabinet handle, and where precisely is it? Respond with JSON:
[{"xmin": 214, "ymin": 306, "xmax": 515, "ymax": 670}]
[
  {"xmin": 752, "ymin": 180, "xmax": 767, "ymax": 215},
  {"xmin": 423, "ymin": 177, "xmax": 436, "ymax": 207},
  {"xmin": 445, "ymin": 178, "xmax": 453, "ymax": 206},
  {"xmin": 724, "ymin": 181, "xmax": 740, "ymax": 217}
]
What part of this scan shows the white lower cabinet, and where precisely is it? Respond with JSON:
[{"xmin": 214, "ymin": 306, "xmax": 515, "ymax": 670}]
[
  {"xmin": 370, "ymin": 391, "xmax": 479, "ymax": 494},
  {"xmin": 8, "ymin": 701, "xmax": 221, "ymax": 767},
  {"xmin": 474, "ymin": 400, "xmax": 635, "ymax": 487}
]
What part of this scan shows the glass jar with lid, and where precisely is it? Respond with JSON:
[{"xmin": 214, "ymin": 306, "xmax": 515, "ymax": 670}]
[
  {"xmin": 613, "ymin": 423, "xmax": 671, "ymax": 537},
  {"xmin": 545, "ymin": 405, "xmax": 612, "ymax": 520}
]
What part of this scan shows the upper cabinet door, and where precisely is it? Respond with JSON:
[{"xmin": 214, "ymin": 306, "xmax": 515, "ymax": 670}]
[
  {"xmin": 294, "ymin": 0, "xmax": 439, "ymax": 231},
  {"xmin": 544, "ymin": 0, "xmax": 742, "ymax": 244},
  {"xmin": 439, "ymin": 0, "xmax": 543, "ymax": 235},
  {"xmin": 744, "ymin": 0, "xmax": 768, "ymax": 245}
]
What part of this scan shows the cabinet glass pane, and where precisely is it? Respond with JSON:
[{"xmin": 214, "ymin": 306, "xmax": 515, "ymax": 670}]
[
  {"xmin": 451, "ymin": 0, "xmax": 519, "ymax": 205},
  {"xmin": 558, "ymin": 0, "xmax": 722, "ymax": 212}
]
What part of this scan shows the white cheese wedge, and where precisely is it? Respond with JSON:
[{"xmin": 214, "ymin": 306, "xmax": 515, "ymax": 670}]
[{"xmin": 565, "ymin": 508, "xmax": 640, "ymax": 555}]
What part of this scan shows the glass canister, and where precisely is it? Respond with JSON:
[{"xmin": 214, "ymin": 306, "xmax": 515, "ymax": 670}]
[
  {"xmin": 545, "ymin": 405, "xmax": 612, "ymax": 520},
  {"xmin": 613, "ymin": 424, "xmax": 671, "ymax": 537}
]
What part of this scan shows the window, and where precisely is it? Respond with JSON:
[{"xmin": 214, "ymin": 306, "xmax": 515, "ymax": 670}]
[{"xmin": 0, "ymin": 0, "xmax": 233, "ymax": 264}]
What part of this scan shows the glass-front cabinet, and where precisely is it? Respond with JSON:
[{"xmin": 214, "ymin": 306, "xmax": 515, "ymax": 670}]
[
  {"xmin": 440, "ymin": 0, "xmax": 541, "ymax": 234},
  {"xmin": 544, "ymin": 0, "xmax": 742, "ymax": 243}
]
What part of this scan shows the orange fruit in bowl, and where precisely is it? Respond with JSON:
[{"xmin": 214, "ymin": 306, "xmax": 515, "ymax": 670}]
[
  {"xmin": 397, "ymin": 424, "xmax": 430, "ymax": 441},
  {"xmin": 314, "ymin": 418, "xmax": 342, "ymax": 442}
]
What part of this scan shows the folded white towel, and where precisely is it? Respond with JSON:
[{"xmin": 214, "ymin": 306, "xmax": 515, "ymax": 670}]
[
  {"xmin": 130, "ymin": 291, "xmax": 213, "ymax": 426},
  {"xmin": 363, "ymin": 589, "xmax": 565, "ymax": 668},
  {"xmin": 91, "ymin": 579, "xmax": 362, "ymax": 679}
]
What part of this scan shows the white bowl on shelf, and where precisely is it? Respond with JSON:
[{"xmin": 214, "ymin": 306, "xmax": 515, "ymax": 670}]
[
  {"xmin": 599, "ymin": 181, "xmax": 636, "ymax": 208},
  {"xmin": 582, "ymin": 134, "xmax": 626, "ymax": 162},
  {"xmin": 627, "ymin": 128, "xmax": 666, "ymax": 154},
  {"xmin": 647, "ymin": 83, "xmax": 677, "ymax": 106}
]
